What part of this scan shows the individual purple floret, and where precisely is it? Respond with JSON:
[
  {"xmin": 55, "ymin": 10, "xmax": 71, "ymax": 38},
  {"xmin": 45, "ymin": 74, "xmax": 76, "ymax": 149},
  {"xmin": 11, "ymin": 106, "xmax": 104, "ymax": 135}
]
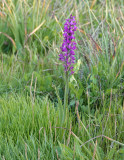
[{"xmin": 59, "ymin": 15, "xmax": 77, "ymax": 74}]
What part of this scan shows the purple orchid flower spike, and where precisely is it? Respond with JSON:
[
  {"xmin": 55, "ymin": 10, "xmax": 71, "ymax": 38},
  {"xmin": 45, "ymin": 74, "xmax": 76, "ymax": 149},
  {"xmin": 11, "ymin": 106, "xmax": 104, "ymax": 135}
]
[{"xmin": 59, "ymin": 15, "xmax": 77, "ymax": 75}]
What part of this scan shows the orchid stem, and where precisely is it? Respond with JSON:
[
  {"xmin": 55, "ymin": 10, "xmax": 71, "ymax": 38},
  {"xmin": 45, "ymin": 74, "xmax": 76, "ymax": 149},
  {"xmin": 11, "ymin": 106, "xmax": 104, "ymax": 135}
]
[{"xmin": 64, "ymin": 72, "xmax": 69, "ymax": 119}]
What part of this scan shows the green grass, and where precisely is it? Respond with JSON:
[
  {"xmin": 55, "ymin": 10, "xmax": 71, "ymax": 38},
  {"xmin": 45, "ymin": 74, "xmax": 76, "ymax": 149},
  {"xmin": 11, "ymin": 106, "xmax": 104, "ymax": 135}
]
[
  {"xmin": 0, "ymin": 0, "xmax": 124, "ymax": 159},
  {"xmin": 0, "ymin": 94, "xmax": 123, "ymax": 159}
]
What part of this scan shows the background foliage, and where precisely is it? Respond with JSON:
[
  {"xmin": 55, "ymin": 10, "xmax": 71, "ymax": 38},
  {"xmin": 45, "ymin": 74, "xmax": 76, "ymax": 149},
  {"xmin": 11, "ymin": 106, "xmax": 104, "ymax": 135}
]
[{"xmin": 0, "ymin": 0, "xmax": 124, "ymax": 159}]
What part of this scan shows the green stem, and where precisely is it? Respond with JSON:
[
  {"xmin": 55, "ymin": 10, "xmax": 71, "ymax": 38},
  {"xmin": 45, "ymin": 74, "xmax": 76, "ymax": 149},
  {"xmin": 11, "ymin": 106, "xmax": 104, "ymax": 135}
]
[{"xmin": 64, "ymin": 72, "xmax": 69, "ymax": 119}]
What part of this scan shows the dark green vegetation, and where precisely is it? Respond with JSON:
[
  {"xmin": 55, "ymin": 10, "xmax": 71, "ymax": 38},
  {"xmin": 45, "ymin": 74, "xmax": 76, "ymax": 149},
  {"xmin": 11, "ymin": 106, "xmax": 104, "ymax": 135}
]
[{"xmin": 0, "ymin": 0, "xmax": 124, "ymax": 159}]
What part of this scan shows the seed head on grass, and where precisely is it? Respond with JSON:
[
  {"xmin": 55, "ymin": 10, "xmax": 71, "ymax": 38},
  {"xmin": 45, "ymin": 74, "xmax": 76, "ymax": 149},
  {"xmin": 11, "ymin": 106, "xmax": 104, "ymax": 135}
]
[{"xmin": 59, "ymin": 15, "xmax": 77, "ymax": 75}]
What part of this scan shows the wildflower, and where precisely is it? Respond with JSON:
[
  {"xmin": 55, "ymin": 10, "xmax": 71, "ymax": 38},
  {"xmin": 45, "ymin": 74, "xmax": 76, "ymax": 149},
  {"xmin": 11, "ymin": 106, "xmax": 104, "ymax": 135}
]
[{"xmin": 59, "ymin": 15, "xmax": 77, "ymax": 74}]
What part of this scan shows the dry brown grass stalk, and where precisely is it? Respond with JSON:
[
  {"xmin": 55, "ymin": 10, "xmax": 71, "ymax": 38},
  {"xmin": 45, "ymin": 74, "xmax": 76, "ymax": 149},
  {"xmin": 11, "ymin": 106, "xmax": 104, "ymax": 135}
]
[
  {"xmin": 92, "ymin": 140, "xmax": 97, "ymax": 160},
  {"xmin": 67, "ymin": 123, "xmax": 72, "ymax": 146}
]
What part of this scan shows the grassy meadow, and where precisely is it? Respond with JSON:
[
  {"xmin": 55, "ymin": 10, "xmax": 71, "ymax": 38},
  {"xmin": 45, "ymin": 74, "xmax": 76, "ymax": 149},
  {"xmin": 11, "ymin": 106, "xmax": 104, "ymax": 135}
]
[{"xmin": 0, "ymin": 0, "xmax": 124, "ymax": 159}]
